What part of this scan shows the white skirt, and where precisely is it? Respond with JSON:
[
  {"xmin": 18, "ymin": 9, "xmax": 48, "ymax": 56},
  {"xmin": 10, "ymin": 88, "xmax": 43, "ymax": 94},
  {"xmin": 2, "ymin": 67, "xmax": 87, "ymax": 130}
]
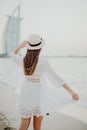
[
  {"xmin": 19, "ymin": 80, "xmax": 42, "ymax": 118},
  {"xmin": 19, "ymin": 73, "xmax": 77, "ymax": 118}
]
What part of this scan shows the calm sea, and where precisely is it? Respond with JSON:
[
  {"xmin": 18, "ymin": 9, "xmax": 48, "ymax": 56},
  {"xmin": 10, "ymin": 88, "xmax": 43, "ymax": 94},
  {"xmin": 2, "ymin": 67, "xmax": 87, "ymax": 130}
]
[{"xmin": 0, "ymin": 57, "xmax": 87, "ymax": 108}]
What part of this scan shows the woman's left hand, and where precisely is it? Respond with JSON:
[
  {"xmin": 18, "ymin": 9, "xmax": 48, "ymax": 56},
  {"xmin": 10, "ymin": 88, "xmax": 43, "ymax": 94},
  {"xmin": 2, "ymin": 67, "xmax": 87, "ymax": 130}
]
[
  {"xmin": 19, "ymin": 40, "xmax": 28, "ymax": 48},
  {"xmin": 72, "ymin": 93, "xmax": 79, "ymax": 100}
]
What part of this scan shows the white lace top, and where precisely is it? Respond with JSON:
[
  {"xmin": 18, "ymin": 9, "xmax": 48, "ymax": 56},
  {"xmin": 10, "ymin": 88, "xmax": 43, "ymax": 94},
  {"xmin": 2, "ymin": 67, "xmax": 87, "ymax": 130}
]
[
  {"xmin": 10, "ymin": 52, "xmax": 75, "ymax": 117},
  {"xmin": 10, "ymin": 52, "xmax": 65, "ymax": 88}
]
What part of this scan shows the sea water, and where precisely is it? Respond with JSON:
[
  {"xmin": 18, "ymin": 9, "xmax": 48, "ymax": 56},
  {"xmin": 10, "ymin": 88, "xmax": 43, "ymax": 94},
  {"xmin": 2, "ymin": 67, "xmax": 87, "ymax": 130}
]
[{"xmin": 0, "ymin": 57, "xmax": 87, "ymax": 109}]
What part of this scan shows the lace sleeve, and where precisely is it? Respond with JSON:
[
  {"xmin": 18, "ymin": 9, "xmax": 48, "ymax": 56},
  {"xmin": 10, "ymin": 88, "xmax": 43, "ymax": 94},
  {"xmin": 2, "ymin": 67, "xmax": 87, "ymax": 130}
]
[
  {"xmin": 44, "ymin": 59, "xmax": 65, "ymax": 87},
  {"xmin": 10, "ymin": 51, "xmax": 23, "ymax": 66}
]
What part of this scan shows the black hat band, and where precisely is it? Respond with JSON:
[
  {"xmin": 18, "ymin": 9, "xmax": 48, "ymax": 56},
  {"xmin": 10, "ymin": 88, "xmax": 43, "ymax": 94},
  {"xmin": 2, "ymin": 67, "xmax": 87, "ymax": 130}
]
[{"xmin": 29, "ymin": 41, "xmax": 42, "ymax": 47}]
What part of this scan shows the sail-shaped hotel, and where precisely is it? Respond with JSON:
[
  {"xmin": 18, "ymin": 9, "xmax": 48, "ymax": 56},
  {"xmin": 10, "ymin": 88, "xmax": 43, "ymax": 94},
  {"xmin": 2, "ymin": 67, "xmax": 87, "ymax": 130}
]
[{"xmin": 2, "ymin": 4, "xmax": 23, "ymax": 56}]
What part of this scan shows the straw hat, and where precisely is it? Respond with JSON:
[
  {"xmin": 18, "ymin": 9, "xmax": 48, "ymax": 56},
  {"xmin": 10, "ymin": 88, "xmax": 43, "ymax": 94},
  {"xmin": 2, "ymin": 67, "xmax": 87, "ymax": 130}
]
[{"xmin": 27, "ymin": 34, "xmax": 45, "ymax": 50}]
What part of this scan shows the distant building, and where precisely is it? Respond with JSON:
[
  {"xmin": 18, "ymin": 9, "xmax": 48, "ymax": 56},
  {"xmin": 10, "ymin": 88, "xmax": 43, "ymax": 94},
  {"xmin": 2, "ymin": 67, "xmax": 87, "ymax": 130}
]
[{"xmin": 2, "ymin": 4, "xmax": 23, "ymax": 56}]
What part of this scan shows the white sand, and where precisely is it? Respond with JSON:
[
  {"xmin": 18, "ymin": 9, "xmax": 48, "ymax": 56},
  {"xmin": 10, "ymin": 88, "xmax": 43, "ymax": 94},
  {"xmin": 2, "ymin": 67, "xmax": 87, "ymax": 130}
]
[{"xmin": 0, "ymin": 84, "xmax": 87, "ymax": 130}]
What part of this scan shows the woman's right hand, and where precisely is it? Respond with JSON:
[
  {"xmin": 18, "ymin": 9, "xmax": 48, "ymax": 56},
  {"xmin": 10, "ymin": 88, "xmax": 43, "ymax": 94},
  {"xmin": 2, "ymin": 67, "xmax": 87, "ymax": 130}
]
[
  {"xmin": 19, "ymin": 40, "xmax": 28, "ymax": 48},
  {"xmin": 72, "ymin": 93, "xmax": 79, "ymax": 100}
]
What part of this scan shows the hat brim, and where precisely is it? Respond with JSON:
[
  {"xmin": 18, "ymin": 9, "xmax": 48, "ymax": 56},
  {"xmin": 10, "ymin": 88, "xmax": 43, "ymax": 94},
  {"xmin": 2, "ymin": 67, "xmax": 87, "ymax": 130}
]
[{"xmin": 26, "ymin": 39, "xmax": 45, "ymax": 50}]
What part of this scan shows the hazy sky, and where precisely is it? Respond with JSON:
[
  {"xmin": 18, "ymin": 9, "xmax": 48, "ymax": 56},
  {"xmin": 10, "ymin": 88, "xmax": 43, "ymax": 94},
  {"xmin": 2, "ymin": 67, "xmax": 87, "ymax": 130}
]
[{"xmin": 0, "ymin": 0, "xmax": 87, "ymax": 56}]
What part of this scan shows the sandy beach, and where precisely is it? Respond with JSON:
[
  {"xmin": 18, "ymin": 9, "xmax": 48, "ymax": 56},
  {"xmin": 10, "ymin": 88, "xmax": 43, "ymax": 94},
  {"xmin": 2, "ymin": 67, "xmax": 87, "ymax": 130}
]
[{"xmin": 0, "ymin": 84, "xmax": 87, "ymax": 130}]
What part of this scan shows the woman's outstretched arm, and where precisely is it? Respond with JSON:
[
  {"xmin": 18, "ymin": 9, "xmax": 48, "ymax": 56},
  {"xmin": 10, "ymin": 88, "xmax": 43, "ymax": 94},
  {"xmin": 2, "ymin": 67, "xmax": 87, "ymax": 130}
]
[
  {"xmin": 63, "ymin": 83, "xmax": 79, "ymax": 100},
  {"xmin": 44, "ymin": 59, "xmax": 79, "ymax": 101}
]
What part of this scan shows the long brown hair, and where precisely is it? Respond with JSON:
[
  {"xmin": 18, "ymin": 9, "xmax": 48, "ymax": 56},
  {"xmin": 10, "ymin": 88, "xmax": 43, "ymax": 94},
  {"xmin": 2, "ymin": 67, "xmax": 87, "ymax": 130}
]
[{"xmin": 23, "ymin": 49, "xmax": 41, "ymax": 75}]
